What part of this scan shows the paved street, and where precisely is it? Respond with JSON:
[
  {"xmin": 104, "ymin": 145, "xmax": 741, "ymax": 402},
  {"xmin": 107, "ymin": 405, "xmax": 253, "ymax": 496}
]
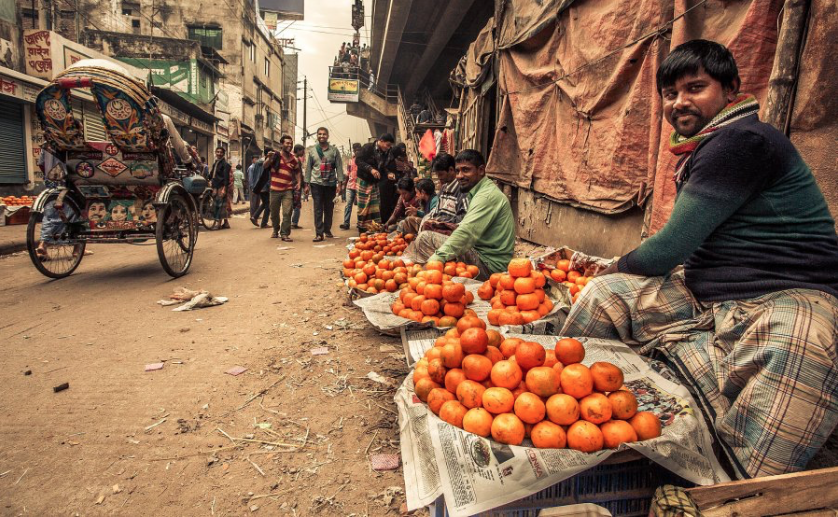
[{"xmin": 0, "ymin": 205, "xmax": 412, "ymax": 516}]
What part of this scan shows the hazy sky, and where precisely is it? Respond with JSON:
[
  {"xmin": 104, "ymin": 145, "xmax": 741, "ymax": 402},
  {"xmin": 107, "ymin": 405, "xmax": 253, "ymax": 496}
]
[{"xmin": 276, "ymin": 0, "xmax": 373, "ymax": 150}]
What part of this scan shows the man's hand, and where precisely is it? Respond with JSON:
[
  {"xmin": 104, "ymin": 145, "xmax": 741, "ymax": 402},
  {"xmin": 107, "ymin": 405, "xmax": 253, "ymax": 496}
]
[
  {"xmin": 304, "ymin": 185, "xmax": 310, "ymax": 196},
  {"xmin": 405, "ymin": 206, "xmax": 418, "ymax": 217},
  {"xmin": 371, "ymin": 169, "xmax": 381, "ymax": 180},
  {"xmin": 596, "ymin": 261, "xmax": 620, "ymax": 277}
]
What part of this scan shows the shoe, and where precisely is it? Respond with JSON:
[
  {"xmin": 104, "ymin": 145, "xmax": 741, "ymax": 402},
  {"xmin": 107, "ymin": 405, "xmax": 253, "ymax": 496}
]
[
  {"xmin": 324, "ymin": 232, "xmax": 335, "ymax": 239},
  {"xmin": 260, "ymin": 223, "xmax": 269, "ymax": 228},
  {"xmin": 281, "ymin": 236, "xmax": 293, "ymax": 242},
  {"xmin": 270, "ymin": 232, "xmax": 279, "ymax": 238},
  {"xmin": 221, "ymin": 221, "xmax": 230, "ymax": 229},
  {"xmin": 339, "ymin": 224, "xmax": 350, "ymax": 230},
  {"xmin": 250, "ymin": 216, "xmax": 258, "ymax": 227},
  {"xmin": 291, "ymin": 224, "xmax": 303, "ymax": 229},
  {"xmin": 313, "ymin": 235, "xmax": 324, "ymax": 242}
]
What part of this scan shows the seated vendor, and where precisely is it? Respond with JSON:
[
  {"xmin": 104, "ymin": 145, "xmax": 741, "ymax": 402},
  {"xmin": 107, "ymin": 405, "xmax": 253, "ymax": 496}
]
[
  {"xmin": 419, "ymin": 154, "xmax": 470, "ymax": 235},
  {"xmin": 384, "ymin": 177, "xmax": 421, "ymax": 231},
  {"xmin": 404, "ymin": 150, "xmax": 515, "ymax": 279},
  {"xmin": 398, "ymin": 178, "xmax": 437, "ymax": 235},
  {"xmin": 562, "ymin": 40, "xmax": 838, "ymax": 479}
]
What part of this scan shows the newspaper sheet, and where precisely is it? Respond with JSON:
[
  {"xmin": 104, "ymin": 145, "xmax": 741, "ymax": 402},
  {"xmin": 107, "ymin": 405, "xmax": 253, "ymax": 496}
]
[{"xmin": 397, "ymin": 335, "xmax": 730, "ymax": 517}]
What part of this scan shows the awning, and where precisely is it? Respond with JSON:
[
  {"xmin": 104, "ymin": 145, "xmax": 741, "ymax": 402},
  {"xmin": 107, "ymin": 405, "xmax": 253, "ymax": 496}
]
[{"xmin": 151, "ymin": 86, "xmax": 217, "ymax": 124}]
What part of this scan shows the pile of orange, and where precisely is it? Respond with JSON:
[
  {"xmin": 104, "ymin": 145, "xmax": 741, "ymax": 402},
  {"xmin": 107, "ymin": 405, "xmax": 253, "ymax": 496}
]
[
  {"xmin": 391, "ymin": 260, "xmax": 478, "ymax": 325},
  {"xmin": 351, "ymin": 232, "xmax": 414, "ymax": 257},
  {"xmin": 414, "ymin": 332, "xmax": 662, "ymax": 451},
  {"xmin": 2, "ymin": 196, "xmax": 33, "ymax": 206},
  {"xmin": 477, "ymin": 258, "xmax": 554, "ymax": 326},
  {"xmin": 344, "ymin": 256, "xmax": 421, "ymax": 295},
  {"xmin": 548, "ymin": 259, "xmax": 592, "ymax": 304}
]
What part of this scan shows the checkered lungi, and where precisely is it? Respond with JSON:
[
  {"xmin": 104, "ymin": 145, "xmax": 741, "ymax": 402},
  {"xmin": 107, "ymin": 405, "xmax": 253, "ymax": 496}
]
[{"xmin": 560, "ymin": 269, "xmax": 838, "ymax": 479}]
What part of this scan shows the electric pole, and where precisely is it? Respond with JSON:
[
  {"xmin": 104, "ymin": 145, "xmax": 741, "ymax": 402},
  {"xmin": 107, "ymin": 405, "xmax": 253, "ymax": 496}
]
[{"xmin": 303, "ymin": 76, "xmax": 308, "ymax": 147}]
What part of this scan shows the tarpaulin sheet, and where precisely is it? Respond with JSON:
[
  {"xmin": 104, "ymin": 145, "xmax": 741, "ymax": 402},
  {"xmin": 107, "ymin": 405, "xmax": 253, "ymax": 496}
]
[
  {"xmin": 648, "ymin": 0, "xmax": 783, "ymax": 233},
  {"xmin": 486, "ymin": 0, "xmax": 785, "ymax": 217},
  {"xmin": 450, "ymin": 18, "xmax": 496, "ymax": 90},
  {"xmin": 487, "ymin": 0, "xmax": 673, "ymax": 214},
  {"xmin": 789, "ymin": 0, "xmax": 838, "ymax": 225}
]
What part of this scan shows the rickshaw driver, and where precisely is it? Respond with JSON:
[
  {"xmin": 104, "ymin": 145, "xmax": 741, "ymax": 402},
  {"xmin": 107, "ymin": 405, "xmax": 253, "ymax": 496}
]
[{"xmin": 561, "ymin": 40, "xmax": 838, "ymax": 479}]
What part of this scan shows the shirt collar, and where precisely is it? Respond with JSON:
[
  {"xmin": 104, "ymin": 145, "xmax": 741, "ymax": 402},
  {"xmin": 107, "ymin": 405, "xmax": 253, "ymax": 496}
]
[{"xmin": 467, "ymin": 176, "xmax": 490, "ymax": 200}]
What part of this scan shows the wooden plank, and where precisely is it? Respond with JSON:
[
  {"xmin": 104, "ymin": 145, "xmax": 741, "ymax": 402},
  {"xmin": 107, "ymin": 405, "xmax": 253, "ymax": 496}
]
[{"xmin": 687, "ymin": 467, "xmax": 838, "ymax": 517}]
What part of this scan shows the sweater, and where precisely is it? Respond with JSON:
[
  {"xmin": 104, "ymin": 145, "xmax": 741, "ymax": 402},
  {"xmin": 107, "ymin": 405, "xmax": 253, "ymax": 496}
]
[
  {"xmin": 304, "ymin": 144, "xmax": 344, "ymax": 187},
  {"xmin": 430, "ymin": 176, "xmax": 516, "ymax": 273},
  {"xmin": 618, "ymin": 114, "xmax": 838, "ymax": 302}
]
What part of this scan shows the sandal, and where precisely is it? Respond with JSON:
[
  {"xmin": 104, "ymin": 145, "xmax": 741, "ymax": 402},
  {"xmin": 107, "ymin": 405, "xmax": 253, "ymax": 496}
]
[
  {"xmin": 35, "ymin": 247, "xmax": 49, "ymax": 261},
  {"xmin": 281, "ymin": 237, "xmax": 293, "ymax": 242},
  {"xmin": 313, "ymin": 235, "xmax": 324, "ymax": 242}
]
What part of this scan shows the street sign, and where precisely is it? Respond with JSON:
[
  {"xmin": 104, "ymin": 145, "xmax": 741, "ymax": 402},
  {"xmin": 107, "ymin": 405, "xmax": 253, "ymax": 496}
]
[{"xmin": 327, "ymin": 78, "xmax": 359, "ymax": 103}]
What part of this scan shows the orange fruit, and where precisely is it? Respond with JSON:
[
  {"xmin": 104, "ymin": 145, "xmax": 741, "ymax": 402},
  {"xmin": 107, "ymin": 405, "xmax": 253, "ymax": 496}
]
[
  {"xmin": 513, "ymin": 392, "xmax": 546, "ymax": 424},
  {"xmin": 491, "ymin": 413, "xmax": 526, "ymax": 445},
  {"xmin": 456, "ymin": 315, "xmax": 486, "ymax": 334},
  {"xmin": 466, "ymin": 265, "xmax": 480, "ymax": 278},
  {"xmin": 438, "ymin": 316, "xmax": 457, "ymax": 328},
  {"xmin": 566, "ymin": 420, "xmax": 604, "ymax": 452},
  {"xmin": 425, "ymin": 347, "xmax": 442, "ymax": 362},
  {"xmin": 555, "ymin": 338, "xmax": 585, "ymax": 365},
  {"xmin": 590, "ymin": 362, "xmax": 624, "ymax": 392},
  {"xmin": 415, "ymin": 378, "xmax": 441, "ymax": 402},
  {"xmin": 511, "ymin": 381, "xmax": 528, "ymax": 401},
  {"xmin": 601, "ymin": 420, "xmax": 638, "ymax": 449},
  {"xmin": 444, "ymin": 368, "xmax": 467, "ymax": 394},
  {"xmin": 427, "ymin": 357, "xmax": 447, "ymax": 384},
  {"xmin": 579, "ymin": 393, "xmax": 612, "ymax": 424},
  {"xmin": 515, "ymin": 341, "xmax": 546, "ymax": 371},
  {"xmin": 443, "ymin": 302, "xmax": 465, "ymax": 318},
  {"xmin": 497, "ymin": 311, "xmax": 524, "ymax": 327},
  {"xmin": 499, "ymin": 338, "xmax": 522, "ymax": 358},
  {"xmin": 456, "ymin": 380, "xmax": 486, "ymax": 409},
  {"xmin": 545, "ymin": 394, "xmax": 580, "ymax": 425},
  {"xmin": 460, "ymin": 328, "xmax": 489, "ymax": 354},
  {"xmin": 489, "ymin": 273, "xmax": 502, "ymax": 288},
  {"xmin": 477, "ymin": 282, "xmax": 494, "ymax": 300},
  {"xmin": 414, "ymin": 362, "xmax": 430, "ymax": 384},
  {"xmin": 425, "ymin": 270, "xmax": 444, "ymax": 285},
  {"xmin": 608, "ymin": 390, "xmax": 638, "ymax": 420},
  {"xmin": 421, "ymin": 298, "xmax": 441, "ymax": 316},
  {"xmin": 513, "ymin": 276, "xmax": 536, "ymax": 295},
  {"xmin": 487, "ymin": 309, "xmax": 503, "ymax": 326},
  {"xmin": 442, "ymin": 283, "xmax": 466, "ymax": 303},
  {"xmin": 410, "ymin": 295, "xmax": 426, "ymax": 312},
  {"xmin": 531, "ymin": 271, "xmax": 546, "ymax": 288},
  {"xmin": 556, "ymin": 259, "xmax": 571, "ymax": 272},
  {"xmin": 439, "ymin": 400, "xmax": 468, "ymax": 428},
  {"xmin": 462, "ymin": 408, "xmax": 493, "ymax": 437},
  {"xmin": 462, "ymin": 354, "xmax": 493, "ymax": 382},
  {"xmin": 484, "ymin": 345, "xmax": 504, "ymax": 365},
  {"xmin": 426, "ymin": 260, "xmax": 444, "ymax": 271},
  {"xmin": 629, "ymin": 412, "xmax": 662, "ymax": 440},
  {"xmin": 507, "ymin": 258, "xmax": 532, "ymax": 278},
  {"xmin": 499, "ymin": 274, "xmax": 515, "ymax": 290},
  {"xmin": 486, "ymin": 330, "xmax": 502, "ymax": 348},
  {"xmin": 531, "ymin": 421, "xmax": 567, "ymax": 449},
  {"xmin": 499, "ymin": 289, "xmax": 517, "ymax": 306},
  {"xmin": 551, "ymin": 268, "xmax": 567, "ymax": 282},
  {"xmin": 543, "ymin": 349, "xmax": 558, "ymax": 368},
  {"xmin": 560, "ymin": 363, "xmax": 594, "ymax": 399},
  {"xmin": 516, "ymin": 293, "xmax": 540, "ymax": 311},
  {"xmin": 427, "ymin": 388, "xmax": 456, "ymax": 415},
  {"xmin": 482, "ymin": 387, "xmax": 515, "ymax": 415},
  {"xmin": 424, "ymin": 283, "xmax": 443, "ymax": 300},
  {"xmin": 490, "ymin": 360, "xmax": 523, "ymax": 389},
  {"xmin": 391, "ymin": 302, "xmax": 405, "ymax": 316},
  {"xmin": 567, "ymin": 271, "xmax": 582, "ymax": 283},
  {"xmin": 525, "ymin": 366, "xmax": 561, "ymax": 397},
  {"xmin": 440, "ymin": 342, "xmax": 464, "ymax": 369}
]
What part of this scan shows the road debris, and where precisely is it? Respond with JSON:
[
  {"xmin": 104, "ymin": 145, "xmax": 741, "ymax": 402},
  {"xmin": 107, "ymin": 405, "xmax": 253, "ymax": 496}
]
[
  {"xmin": 370, "ymin": 453, "xmax": 400, "ymax": 471},
  {"xmin": 145, "ymin": 363, "xmax": 164, "ymax": 372},
  {"xmin": 310, "ymin": 347, "xmax": 329, "ymax": 356},
  {"xmin": 53, "ymin": 382, "xmax": 69, "ymax": 393},
  {"xmin": 157, "ymin": 287, "xmax": 228, "ymax": 311},
  {"xmin": 226, "ymin": 366, "xmax": 247, "ymax": 376}
]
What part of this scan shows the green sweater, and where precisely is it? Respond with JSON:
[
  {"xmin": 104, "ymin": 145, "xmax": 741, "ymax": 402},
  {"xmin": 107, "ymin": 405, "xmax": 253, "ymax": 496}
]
[
  {"xmin": 619, "ymin": 115, "xmax": 838, "ymax": 302},
  {"xmin": 430, "ymin": 176, "xmax": 515, "ymax": 273}
]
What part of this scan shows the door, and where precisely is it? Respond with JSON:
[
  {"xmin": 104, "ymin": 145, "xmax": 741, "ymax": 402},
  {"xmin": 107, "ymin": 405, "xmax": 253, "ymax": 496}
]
[{"xmin": 0, "ymin": 98, "xmax": 27, "ymax": 184}]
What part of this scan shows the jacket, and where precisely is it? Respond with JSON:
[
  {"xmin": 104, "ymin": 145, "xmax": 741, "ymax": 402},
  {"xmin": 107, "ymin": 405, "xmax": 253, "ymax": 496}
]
[
  {"xmin": 355, "ymin": 142, "xmax": 396, "ymax": 183},
  {"xmin": 209, "ymin": 159, "xmax": 231, "ymax": 189}
]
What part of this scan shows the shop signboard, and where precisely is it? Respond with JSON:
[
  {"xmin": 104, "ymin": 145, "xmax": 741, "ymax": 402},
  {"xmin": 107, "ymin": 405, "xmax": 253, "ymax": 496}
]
[{"xmin": 327, "ymin": 78, "xmax": 359, "ymax": 103}]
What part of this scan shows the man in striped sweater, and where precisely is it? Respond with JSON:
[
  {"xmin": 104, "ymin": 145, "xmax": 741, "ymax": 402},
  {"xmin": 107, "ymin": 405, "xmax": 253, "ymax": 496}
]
[{"xmin": 261, "ymin": 135, "xmax": 300, "ymax": 241}]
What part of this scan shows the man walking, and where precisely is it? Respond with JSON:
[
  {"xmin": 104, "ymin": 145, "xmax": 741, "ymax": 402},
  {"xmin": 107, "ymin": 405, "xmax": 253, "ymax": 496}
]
[
  {"xmin": 250, "ymin": 150, "xmax": 271, "ymax": 228},
  {"xmin": 208, "ymin": 147, "xmax": 232, "ymax": 229},
  {"xmin": 232, "ymin": 164, "xmax": 245, "ymax": 204},
  {"xmin": 340, "ymin": 143, "xmax": 361, "ymax": 230},
  {"xmin": 304, "ymin": 127, "xmax": 343, "ymax": 241},
  {"xmin": 291, "ymin": 144, "xmax": 306, "ymax": 229},
  {"xmin": 260, "ymin": 135, "xmax": 299, "ymax": 241}
]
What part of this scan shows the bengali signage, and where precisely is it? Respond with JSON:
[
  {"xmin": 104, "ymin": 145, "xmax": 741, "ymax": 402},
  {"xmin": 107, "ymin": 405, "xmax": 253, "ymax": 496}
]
[
  {"xmin": 327, "ymin": 78, "xmax": 359, "ymax": 103},
  {"xmin": 24, "ymin": 30, "xmax": 52, "ymax": 78}
]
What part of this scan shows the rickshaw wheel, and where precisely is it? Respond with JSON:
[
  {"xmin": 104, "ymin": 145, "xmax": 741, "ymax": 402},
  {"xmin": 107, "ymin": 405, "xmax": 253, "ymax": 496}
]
[
  {"xmin": 198, "ymin": 189, "xmax": 220, "ymax": 231},
  {"xmin": 156, "ymin": 194, "xmax": 196, "ymax": 277},
  {"xmin": 26, "ymin": 196, "xmax": 86, "ymax": 279}
]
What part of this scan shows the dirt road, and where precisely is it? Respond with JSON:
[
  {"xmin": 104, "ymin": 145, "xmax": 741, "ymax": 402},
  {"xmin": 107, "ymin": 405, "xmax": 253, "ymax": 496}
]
[{"xmin": 0, "ymin": 206, "xmax": 417, "ymax": 516}]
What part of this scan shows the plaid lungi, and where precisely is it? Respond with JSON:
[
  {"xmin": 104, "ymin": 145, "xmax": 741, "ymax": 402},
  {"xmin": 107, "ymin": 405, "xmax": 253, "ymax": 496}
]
[
  {"xmin": 561, "ymin": 269, "xmax": 838, "ymax": 479},
  {"xmin": 356, "ymin": 177, "xmax": 381, "ymax": 230}
]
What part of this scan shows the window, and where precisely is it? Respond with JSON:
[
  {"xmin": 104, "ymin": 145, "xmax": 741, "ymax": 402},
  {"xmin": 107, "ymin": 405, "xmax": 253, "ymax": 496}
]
[
  {"xmin": 200, "ymin": 73, "xmax": 207, "ymax": 90},
  {"xmin": 264, "ymin": 57, "xmax": 270, "ymax": 77},
  {"xmin": 131, "ymin": 19, "xmax": 140, "ymax": 28},
  {"xmin": 122, "ymin": 8, "xmax": 132, "ymax": 15},
  {"xmin": 187, "ymin": 26, "xmax": 223, "ymax": 50},
  {"xmin": 250, "ymin": 44, "xmax": 255, "ymax": 62}
]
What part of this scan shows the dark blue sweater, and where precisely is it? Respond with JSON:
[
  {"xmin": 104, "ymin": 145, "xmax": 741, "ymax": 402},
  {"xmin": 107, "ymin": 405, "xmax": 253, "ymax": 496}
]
[{"xmin": 619, "ymin": 114, "xmax": 838, "ymax": 302}]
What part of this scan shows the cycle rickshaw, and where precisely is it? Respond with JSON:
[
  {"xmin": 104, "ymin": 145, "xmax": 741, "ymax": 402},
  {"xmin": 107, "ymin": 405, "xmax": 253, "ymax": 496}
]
[{"xmin": 27, "ymin": 59, "xmax": 210, "ymax": 278}]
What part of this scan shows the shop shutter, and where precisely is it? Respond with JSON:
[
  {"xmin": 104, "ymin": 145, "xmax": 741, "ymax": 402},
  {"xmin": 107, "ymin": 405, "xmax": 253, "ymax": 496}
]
[
  {"xmin": 83, "ymin": 102, "xmax": 108, "ymax": 142},
  {"xmin": 0, "ymin": 98, "xmax": 27, "ymax": 184}
]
